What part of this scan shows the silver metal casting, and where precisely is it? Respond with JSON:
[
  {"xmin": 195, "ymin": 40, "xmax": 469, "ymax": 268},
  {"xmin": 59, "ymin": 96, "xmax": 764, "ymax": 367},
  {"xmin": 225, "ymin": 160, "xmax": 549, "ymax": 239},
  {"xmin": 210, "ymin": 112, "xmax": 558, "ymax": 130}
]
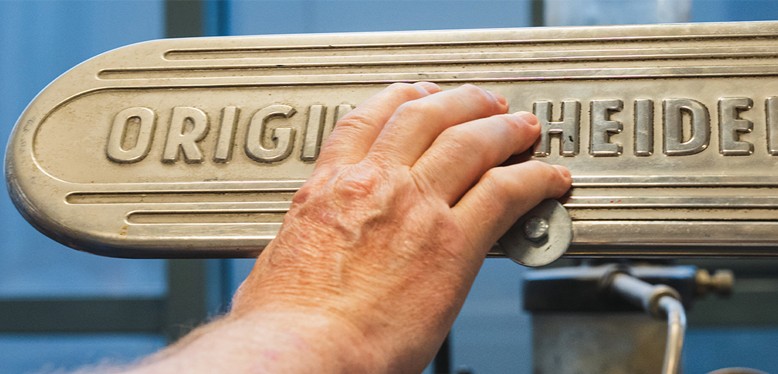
[
  {"xmin": 523, "ymin": 217, "xmax": 550, "ymax": 242},
  {"xmin": 8, "ymin": 21, "xmax": 778, "ymax": 258},
  {"xmin": 499, "ymin": 200, "xmax": 572, "ymax": 267}
]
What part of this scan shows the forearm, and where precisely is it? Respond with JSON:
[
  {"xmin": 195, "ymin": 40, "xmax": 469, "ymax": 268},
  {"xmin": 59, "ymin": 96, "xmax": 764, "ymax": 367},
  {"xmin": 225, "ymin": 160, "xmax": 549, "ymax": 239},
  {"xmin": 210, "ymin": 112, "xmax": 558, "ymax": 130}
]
[{"xmin": 127, "ymin": 310, "xmax": 385, "ymax": 373}]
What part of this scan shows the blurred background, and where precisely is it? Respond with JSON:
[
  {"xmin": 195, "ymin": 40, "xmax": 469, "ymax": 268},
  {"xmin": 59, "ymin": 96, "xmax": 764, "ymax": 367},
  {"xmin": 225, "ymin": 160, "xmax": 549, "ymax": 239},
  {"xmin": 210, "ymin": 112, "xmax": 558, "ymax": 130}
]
[{"xmin": 2, "ymin": 0, "xmax": 778, "ymax": 372}]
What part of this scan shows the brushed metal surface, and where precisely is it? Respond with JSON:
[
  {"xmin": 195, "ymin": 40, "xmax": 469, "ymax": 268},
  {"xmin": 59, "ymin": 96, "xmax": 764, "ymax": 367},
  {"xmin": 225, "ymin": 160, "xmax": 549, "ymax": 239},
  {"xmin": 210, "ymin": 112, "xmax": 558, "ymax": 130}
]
[
  {"xmin": 8, "ymin": 21, "xmax": 778, "ymax": 258},
  {"xmin": 499, "ymin": 200, "xmax": 572, "ymax": 267}
]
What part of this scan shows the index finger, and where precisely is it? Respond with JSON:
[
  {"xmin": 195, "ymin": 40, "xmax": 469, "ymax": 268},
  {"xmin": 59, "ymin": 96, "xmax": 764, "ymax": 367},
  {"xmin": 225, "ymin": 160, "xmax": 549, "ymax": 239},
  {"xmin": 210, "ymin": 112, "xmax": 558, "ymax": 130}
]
[{"xmin": 316, "ymin": 82, "xmax": 440, "ymax": 168}]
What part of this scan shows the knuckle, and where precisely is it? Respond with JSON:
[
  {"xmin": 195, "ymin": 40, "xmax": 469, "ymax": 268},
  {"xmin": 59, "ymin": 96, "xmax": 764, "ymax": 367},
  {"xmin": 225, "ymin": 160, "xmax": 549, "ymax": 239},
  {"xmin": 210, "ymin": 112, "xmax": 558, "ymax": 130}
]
[
  {"xmin": 481, "ymin": 168, "xmax": 512, "ymax": 201},
  {"xmin": 334, "ymin": 165, "xmax": 383, "ymax": 199},
  {"xmin": 335, "ymin": 112, "xmax": 373, "ymax": 132},
  {"xmin": 291, "ymin": 167, "xmax": 336, "ymax": 205},
  {"xmin": 460, "ymin": 84, "xmax": 492, "ymax": 105},
  {"xmin": 338, "ymin": 178, "xmax": 376, "ymax": 197},
  {"xmin": 496, "ymin": 114, "xmax": 534, "ymax": 139},
  {"xmin": 439, "ymin": 125, "xmax": 507, "ymax": 165},
  {"xmin": 483, "ymin": 166, "xmax": 541, "ymax": 202},
  {"xmin": 477, "ymin": 168, "xmax": 518, "ymax": 216},
  {"xmin": 291, "ymin": 184, "xmax": 314, "ymax": 205},
  {"xmin": 528, "ymin": 159, "xmax": 557, "ymax": 176},
  {"xmin": 460, "ymin": 83, "xmax": 482, "ymax": 94},
  {"xmin": 547, "ymin": 165, "xmax": 566, "ymax": 185},
  {"xmin": 387, "ymin": 82, "xmax": 413, "ymax": 90},
  {"xmin": 489, "ymin": 114, "xmax": 540, "ymax": 152},
  {"xmin": 387, "ymin": 82, "xmax": 424, "ymax": 100},
  {"xmin": 394, "ymin": 99, "xmax": 440, "ymax": 120},
  {"xmin": 497, "ymin": 113, "xmax": 523, "ymax": 129},
  {"xmin": 526, "ymin": 160, "xmax": 568, "ymax": 193}
]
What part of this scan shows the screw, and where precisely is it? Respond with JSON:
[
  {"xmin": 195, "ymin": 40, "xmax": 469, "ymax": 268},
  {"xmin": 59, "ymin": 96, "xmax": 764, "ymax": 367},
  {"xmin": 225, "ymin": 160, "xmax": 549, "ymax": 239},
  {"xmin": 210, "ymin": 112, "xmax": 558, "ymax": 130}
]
[{"xmin": 523, "ymin": 216, "xmax": 549, "ymax": 242}]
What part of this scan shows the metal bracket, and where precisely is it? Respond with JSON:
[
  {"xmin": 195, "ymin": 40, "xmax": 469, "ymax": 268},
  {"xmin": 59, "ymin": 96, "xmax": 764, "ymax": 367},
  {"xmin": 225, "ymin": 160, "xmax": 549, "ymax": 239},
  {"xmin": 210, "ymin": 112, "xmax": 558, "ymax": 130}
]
[
  {"xmin": 498, "ymin": 199, "xmax": 572, "ymax": 267},
  {"xmin": 12, "ymin": 22, "xmax": 778, "ymax": 258}
]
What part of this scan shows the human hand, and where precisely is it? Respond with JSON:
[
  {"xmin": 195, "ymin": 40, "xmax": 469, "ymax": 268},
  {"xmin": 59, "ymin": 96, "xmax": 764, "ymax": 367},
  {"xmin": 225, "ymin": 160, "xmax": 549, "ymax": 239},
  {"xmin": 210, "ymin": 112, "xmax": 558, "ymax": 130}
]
[{"xmin": 229, "ymin": 82, "xmax": 572, "ymax": 372}]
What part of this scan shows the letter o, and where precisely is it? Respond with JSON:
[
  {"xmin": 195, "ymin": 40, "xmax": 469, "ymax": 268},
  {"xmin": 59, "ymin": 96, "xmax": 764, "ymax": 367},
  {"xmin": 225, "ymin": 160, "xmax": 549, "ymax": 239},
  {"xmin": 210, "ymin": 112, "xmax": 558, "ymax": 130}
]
[{"xmin": 106, "ymin": 107, "xmax": 157, "ymax": 163}]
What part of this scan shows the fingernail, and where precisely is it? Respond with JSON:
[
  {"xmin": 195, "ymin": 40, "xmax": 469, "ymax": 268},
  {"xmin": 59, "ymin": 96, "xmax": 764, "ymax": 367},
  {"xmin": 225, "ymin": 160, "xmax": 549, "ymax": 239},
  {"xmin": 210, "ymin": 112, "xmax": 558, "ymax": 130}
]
[
  {"xmin": 513, "ymin": 111, "xmax": 538, "ymax": 126},
  {"xmin": 553, "ymin": 165, "xmax": 572, "ymax": 180},
  {"xmin": 413, "ymin": 81, "xmax": 441, "ymax": 94}
]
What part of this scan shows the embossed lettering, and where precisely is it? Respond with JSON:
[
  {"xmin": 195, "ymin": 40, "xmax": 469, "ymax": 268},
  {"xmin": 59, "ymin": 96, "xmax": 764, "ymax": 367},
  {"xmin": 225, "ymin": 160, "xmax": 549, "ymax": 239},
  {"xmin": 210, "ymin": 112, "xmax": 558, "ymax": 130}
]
[
  {"xmin": 767, "ymin": 97, "xmax": 778, "ymax": 155},
  {"xmin": 335, "ymin": 104, "xmax": 353, "ymax": 120},
  {"xmin": 213, "ymin": 106, "xmax": 239, "ymax": 163},
  {"xmin": 245, "ymin": 104, "xmax": 297, "ymax": 163},
  {"xmin": 106, "ymin": 104, "xmax": 352, "ymax": 165},
  {"xmin": 302, "ymin": 104, "xmax": 353, "ymax": 161},
  {"xmin": 533, "ymin": 100, "xmax": 580, "ymax": 156},
  {"xmin": 718, "ymin": 97, "xmax": 754, "ymax": 156},
  {"xmin": 108, "ymin": 96, "xmax": 778, "ymax": 166},
  {"xmin": 590, "ymin": 99, "xmax": 623, "ymax": 156},
  {"xmin": 663, "ymin": 99, "xmax": 710, "ymax": 156},
  {"xmin": 163, "ymin": 107, "xmax": 209, "ymax": 163},
  {"xmin": 301, "ymin": 105, "xmax": 325, "ymax": 161},
  {"xmin": 106, "ymin": 107, "xmax": 156, "ymax": 163},
  {"xmin": 634, "ymin": 99, "xmax": 654, "ymax": 156}
]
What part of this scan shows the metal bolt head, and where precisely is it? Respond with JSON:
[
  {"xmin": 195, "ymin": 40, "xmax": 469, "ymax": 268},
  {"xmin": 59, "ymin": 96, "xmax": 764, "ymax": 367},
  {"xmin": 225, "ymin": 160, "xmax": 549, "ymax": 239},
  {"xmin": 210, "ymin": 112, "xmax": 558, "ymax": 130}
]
[
  {"xmin": 524, "ymin": 216, "xmax": 550, "ymax": 242},
  {"xmin": 499, "ymin": 200, "xmax": 571, "ymax": 267}
]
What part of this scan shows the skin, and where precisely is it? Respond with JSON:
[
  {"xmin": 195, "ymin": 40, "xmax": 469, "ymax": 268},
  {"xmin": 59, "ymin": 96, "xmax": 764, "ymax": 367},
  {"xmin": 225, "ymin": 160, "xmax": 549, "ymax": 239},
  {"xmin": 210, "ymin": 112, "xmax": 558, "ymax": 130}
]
[{"xmin": 126, "ymin": 82, "xmax": 571, "ymax": 373}]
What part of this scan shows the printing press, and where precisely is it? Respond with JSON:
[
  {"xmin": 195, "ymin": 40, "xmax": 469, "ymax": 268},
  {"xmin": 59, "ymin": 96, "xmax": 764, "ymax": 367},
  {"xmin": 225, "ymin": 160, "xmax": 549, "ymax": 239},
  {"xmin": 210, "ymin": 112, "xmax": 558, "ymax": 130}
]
[{"xmin": 7, "ymin": 21, "xmax": 778, "ymax": 373}]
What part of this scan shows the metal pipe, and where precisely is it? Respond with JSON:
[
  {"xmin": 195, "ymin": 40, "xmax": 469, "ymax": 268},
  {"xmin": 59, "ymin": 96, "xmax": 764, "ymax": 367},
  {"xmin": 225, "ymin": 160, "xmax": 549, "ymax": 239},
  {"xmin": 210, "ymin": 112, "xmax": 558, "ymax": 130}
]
[
  {"xmin": 609, "ymin": 273, "xmax": 657, "ymax": 313},
  {"xmin": 658, "ymin": 296, "xmax": 686, "ymax": 374},
  {"xmin": 608, "ymin": 272, "xmax": 687, "ymax": 374}
]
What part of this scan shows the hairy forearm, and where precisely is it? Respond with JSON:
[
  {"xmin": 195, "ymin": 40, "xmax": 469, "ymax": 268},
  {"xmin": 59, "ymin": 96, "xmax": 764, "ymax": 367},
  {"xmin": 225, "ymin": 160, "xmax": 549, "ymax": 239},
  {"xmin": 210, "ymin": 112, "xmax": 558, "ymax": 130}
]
[{"xmin": 126, "ymin": 310, "xmax": 385, "ymax": 373}]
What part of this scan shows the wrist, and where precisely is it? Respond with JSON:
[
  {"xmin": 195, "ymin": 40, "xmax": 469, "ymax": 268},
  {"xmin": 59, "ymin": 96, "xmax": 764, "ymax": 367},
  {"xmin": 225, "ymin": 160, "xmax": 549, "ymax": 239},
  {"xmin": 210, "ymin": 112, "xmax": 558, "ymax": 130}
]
[{"xmin": 224, "ymin": 308, "xmax": 388, "ymax": 373}]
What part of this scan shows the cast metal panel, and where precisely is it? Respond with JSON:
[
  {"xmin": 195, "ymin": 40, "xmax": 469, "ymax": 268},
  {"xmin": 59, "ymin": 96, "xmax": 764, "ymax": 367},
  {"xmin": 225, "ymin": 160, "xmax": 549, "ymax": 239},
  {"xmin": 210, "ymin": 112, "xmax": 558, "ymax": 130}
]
[{"xmin": 7, "ymin": 21, "xmax": 778, "ymax": 258}]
